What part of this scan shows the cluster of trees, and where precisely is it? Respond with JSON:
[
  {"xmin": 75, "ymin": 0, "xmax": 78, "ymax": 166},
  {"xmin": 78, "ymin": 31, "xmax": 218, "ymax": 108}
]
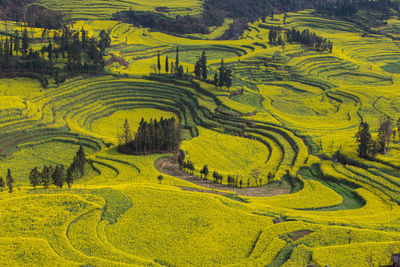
[
  {"xmin": 315, "ymin": 0, "xmax": 400, "ymax": 18},
  {"xmin": 285, "ymin": 28, "xmax": 333, "ymax": 52},
  {"xmin": 315, "ymin": 0, "xmax": 358, "ymax": 17},
  {"xmin": 113, "ymin": 0, "xmax": 320, "ymax": 37},
  {"xmin": 155, "ymin": 49, "xmax": 233, "ymax": 90},
  {"xmin": 268, "ymin": 27, "xmax": 333, "ymax": 52},
  {"xmin": 118, "ymin": 117, "xmax": 181, "ymax": 155},
  {"xmin": 0, "ymin": 0, "xmax": 65, "ymax": 29},
  {"xmin": 28, "ymin": 145, "xmax": 87, "ymax": 189},
  {"xmin": 0, "ymin": 169, "xmax": 15, "ymax": 193},
  {"xmin": 356, "ymin": 119, "xmax": 400, "ymax": 160},
  {"xmin": 181, "ymin": 159, "xmax": 195, "ymax": 175},
  {"xmin": 0, "ymin": 27, "xmax": 110, "ymax": 86},
  {"xmin": 156, "ymin": 47, "xmax": 187, "ymax": 79},
  {"xmin": 213, "ymin": 59, "xmax": 233, "ymax": 90},
  {"xmin": 113, "ymin": 9, "xmax": 211, "ymax": 35}
]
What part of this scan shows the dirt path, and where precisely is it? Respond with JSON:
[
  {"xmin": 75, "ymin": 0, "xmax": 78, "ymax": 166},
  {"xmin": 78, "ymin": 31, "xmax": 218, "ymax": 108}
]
[{"xmin": 155, "ymin": 157, "xmax": 292, "ymax": 197}]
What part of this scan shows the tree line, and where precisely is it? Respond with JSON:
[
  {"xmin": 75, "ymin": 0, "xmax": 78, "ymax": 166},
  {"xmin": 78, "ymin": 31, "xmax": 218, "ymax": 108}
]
[
  {"xmin": 0, "ymin": 0, "xmax": 65, "ymax": 29},
  {"xmin": 155, "ymin": 49, "xmax": 233, "ymax": 90},
  {"xmin": 315, "ymin": 0, "xmax": 400, "ymax": 18},
  {"xmin": 28, "ymin": 145, "xmax": 87, "ymax": 190},
  {"xmin": 0, "ymin": 145, "xmax": 87, "ymax": 193},
  {"xmin": 113, "ymin": 9, "xmax": 211, "ymax": 35},
  {"xmin": 178, "ymin": 150, "xmax": 274, "ymax": 188},
  {"xmin": 118, "ymin": 117, "xmax": 181, "ymax": 155},
  {"xmin": 269, "ymin": 27, "xmax": 333, "ymax": 53},
  {"xmin": 356, "ymin": 118, "xmax": 400, "ymax": 160},
  {"xmin": 0, "ymin": 27, "xmax": 110, "ymax": 86}
]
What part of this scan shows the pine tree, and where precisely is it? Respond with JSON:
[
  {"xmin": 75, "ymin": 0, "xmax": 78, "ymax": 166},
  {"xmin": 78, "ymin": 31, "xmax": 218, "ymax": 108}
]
[
  {"xmin": 213, "ymin": 71, "xmax": 218, "ymax": 87},
  {"xmin": 225, "ymin": 68, "xmax": 233, "ymax": 91},
  {"xmin": 377, "ymin": 119, "xmax": 393, "ymax": 154},
  {"xmin": 75, "ymin": 145, "xmax": 87, "ymax": 177},
  {"xmin": 66, "ymin": 165, "xmax": 75, "ymax": 188},
  {"xmin": 6, "ymin": 169, "xmax": 14, "ymax": 193},
  {"xmin": 21, "ymin": 29, "xmax": 29, "ymax": 56},
  {"xmin": 52, "ymin": 165, "xmax": 65, "ymax": 188},
  {"xmin": 218, "ymin": 59, "xmax": 226, "ymax": 88},
  {"xmin": 175, "ymin": 47, "xmax": 179, "ymax": 73},
  {"xmin": 396, "ymin": 118, "xmax": 400, "ymax": 142},
  {"xmin": 177, "ymin": 65, "xmax": 184, "ymax": 79},
  {"xmin": 200, "ymin": 50, "xmax": 207, "ymax": 80},
  {"xmin": 81, "ymin": 27, "xmax": 87, "ymax": 50},
  {"xmin": 42, "ymin": 165, "xmax": 50, "ymax": 188},
  {"xmin": 13, "ymin": 30, "xmax": 20, "ymax": 56},
  {"xmin": 0, "ymin": 177, "xmax": 4, "ymax": 191},
  {"xmin": 355, "ymin": 122, "xmax": 377, "ymax": 159},
  {"xmin": 194, "ymin": 60, "xmax": 201, "ymax": 79},
  {"xmin": 29, "ymin": 167, "xmax": 41, "ymax": 190},
  {"xmin": 201, "ymin": 165, "xmax": 209, "ymax": 180}
]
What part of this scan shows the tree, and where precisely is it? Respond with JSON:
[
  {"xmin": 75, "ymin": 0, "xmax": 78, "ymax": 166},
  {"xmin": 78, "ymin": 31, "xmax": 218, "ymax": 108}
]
[
  {"xmin": 6, "ymin": 169, "xmax": 14, "ymax": 193},
  {"xmin": 194, "ymin": 60, "xmax": 201, "ymax": 79},
  {"xmin": 377, "ymin": 119, "xmax": 393, "ymax": 154},
  {"xmin": 118, "ymin": 119, "xmax": 133, "ymax": 145},
  {"xmin": 157, "ymin": 175, "xmax": 164, "ymax": 184},
  {"xmin": 397, "ymin": 118, "xmax": 400, "ymax": 143},
  {"xmin": 218, "ymin": 59, "xmax": 226, "ymax": 88},
  {"xmin": 75, "ymin": 145, "xmax": 87, "ymax": 177},
  {"xmin": 200, "ymin": 50, "xmax": 207, "ymax": 80},
  {"xmin": 225, "ymin": 68, "xmax": 233, "ymax": 91},
  {"xmin": 175, "ymin": 47, "xmax": 180, "ymax": 73},
  {"xmin": 29, "ymin": 167, "xmax": 41, "ymax": 190},
  {"xmin": 99, "ymin": 30, "xmax": 111, "ymax": 52},
  {"xmin": 42, "ymin": 165, "xmax": 50, "ymax": 188},
  {"xmin": 177, "ymin": 65, "xmax": 184, "ymax": 79},
  {"xmin": 157, "ymin": 52, "xmax": 161, "ymax": 73},
  {"xmin": 165, "ymin": 56, "xmax": 169, "ymax": 73},
  {"xmin": 21, "ymin": 29, "xmax": 29, "ymax": 56},
  {"xmin": 355, "ymin": 122, "xmax": 377, "ymax": 160},
  {"xmin": 0, "ymin": 177, "xmax": 5, "ymax": 191},
  {"xmin": 52, "ymin": 165, "xmax": 65, "ymax": 188},
  {"xmin": 213, "ymin": 71, "xmax": 218, "ymax": 87},
  {"xmin": 66, "ymin": 165, "xmax": 75, "ymax": 188},
  {"xmin": 202, "ymin": 165, "xmax": 209, "ymax": 180}
]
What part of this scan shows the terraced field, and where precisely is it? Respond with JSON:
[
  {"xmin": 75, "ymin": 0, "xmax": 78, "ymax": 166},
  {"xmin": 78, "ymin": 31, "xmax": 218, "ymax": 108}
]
[{"xmin": 1, "ymin": 7, "xmax": 400, "ymax": 267}]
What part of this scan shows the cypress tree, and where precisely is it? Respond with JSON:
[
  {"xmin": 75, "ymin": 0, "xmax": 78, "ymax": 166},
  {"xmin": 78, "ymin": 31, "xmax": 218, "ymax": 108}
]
[
  {"xmin": 6, "ymin": 169, "xmax": 14, "ymax": 193},
  {"xmin": 175, "ymin": 47, "xmax": 179, "ymax": 73},
  {"xmin": 194, "ymin": 60, "xmax": 201, "ymax": 79},
  {"xmin": 165, "ymin": 56, "xmax": 169, "ymax": 73},
  {"xmin": 157, "ymin": 52, "xmax": 161, "ymax": 73}
]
